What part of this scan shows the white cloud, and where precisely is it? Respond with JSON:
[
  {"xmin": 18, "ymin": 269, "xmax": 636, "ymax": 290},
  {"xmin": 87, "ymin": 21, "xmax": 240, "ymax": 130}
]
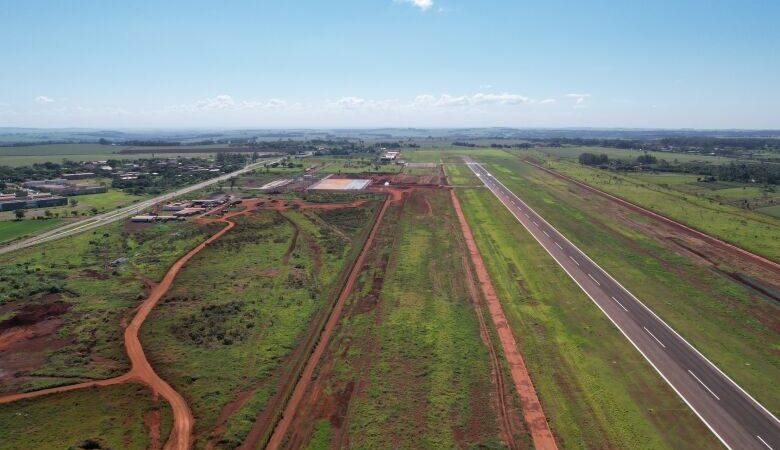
[
  {"xmin": 413, "ymin": 92, "xmax": 530, "ymax": 108},
  {"xmin": 195, "ymin": 94, "xmax": 235, "ymax": 110},
  {"xmin": 165, "ymin": 95, "xmax": 294, "ymax": 113},
  {"xmin": 334, "ymin": 96, "xmax": 366, "ymax": 109},
  {"xmin": 566, "ymin": 93, "xmax": 591, "ymax": 105},
  {"xmin": 395, "ymin": 0, "xmax": 434, "ymax": 11},
  {"xmin": 539, "ymin": 98, "xmax": 556, "ymax": 105},
  {"xmin": 34, "ymin": 96, "xmax": 55, "ymax": 104}
]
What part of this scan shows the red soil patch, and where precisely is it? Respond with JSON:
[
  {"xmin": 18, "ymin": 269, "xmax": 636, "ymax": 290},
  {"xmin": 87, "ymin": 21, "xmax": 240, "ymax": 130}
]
[
  {"xmin": 450, "ymin": 189, "xmax": 558, "ymax": 450},
  {"xmin": 145, "ymin": 409, "xmax": 162, "ymax": 450},
  {"xmin": 263, "ymin": 194, "xmax": 392, "ymax": 450}
]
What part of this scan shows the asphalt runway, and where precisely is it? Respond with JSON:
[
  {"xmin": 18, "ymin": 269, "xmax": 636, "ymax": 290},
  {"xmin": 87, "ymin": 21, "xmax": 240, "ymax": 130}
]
[{"xmin": 464, "ymin": 156, "xmax": 779, "ymax": 450}]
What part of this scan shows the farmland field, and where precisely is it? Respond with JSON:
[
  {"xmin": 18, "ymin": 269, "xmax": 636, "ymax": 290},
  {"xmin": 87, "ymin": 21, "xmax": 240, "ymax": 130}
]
[
  {"xmin": 0, "ymin": 143, "xmax": 226, "ymax": 166},
  {"xmin": 0, "ymin": 383, "xmax": 171, "ymax": 450},
  {"xmin": 281, "ymin": 188, "xmax": 527, "ymax": 449},
  {"xmin": 140, "ymin": 199, "xmax": 378, "ymax": 449}
]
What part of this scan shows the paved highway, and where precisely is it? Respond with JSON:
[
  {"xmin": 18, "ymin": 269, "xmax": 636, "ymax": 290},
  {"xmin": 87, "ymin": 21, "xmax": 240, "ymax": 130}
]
[
  {"xmin": 464, "ymin": 157, "xmax": 779, "ymax": 450},
  {"xmin": 0, "ymin": 157, "xmax": 283, "ymax": 256}
]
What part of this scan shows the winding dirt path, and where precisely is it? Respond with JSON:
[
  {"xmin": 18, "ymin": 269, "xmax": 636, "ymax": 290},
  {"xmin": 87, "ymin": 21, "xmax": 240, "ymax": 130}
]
[
  {"xmin": 450, "ymin": 189, "xmax": 558, "ymax": 450},
  {"xmin": 0, "ymin": 212, "xmax": 242, "ymax": 450},
  {"xmin": 264, "ymin": 194, "xmax": 392, "ymax": 450}
]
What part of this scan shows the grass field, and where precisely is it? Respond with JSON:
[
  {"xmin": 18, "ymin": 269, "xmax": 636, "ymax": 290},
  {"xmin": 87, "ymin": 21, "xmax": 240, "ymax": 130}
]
[
  {"xmin": 528, "ymin": 145, "xmax": 735, "ymax": 164},
  {"xmin": 0, "ymin": 219, "xmax": 63, "ymax": 243},
  {"xmin": 451, "ymin": 164, "xmax": 721, "ymax": 449},
  {"xmin": 536, "ymin": 158, "xmax": 780, "ymax": 261},
  {"xmin": 0, "ymin": 144, "xmax": 222, "ymax": 166},
  {"xmin": 0, "ymin": 383, "xmax": 171, "ymax": 450},
  {"xmin": 0, "ymin": 220, "xmax": 219, "ymax": 394},
  {"xmin": 141, "ymin": 202, "xmax": 377, "ymax": 449},
  {"xmin": 468, "ymin": 154, "xmax": 779, "ymax": 416},
  {"xmin": 287, "ymin": 188, "xmax": 524, "ymax": 449}
]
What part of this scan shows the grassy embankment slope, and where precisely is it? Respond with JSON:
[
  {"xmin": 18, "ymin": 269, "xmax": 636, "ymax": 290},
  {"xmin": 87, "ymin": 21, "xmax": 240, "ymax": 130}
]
[
  {"xmin": 444, "ymin": 160, "xmax": 719, "ymax": 449},
  {"xmin": 0, "ymin": 220, "xmax": 219, "ymax": 394},
  {"xmin": 464, "ymin": 153, "xmax": 779, "ymax": 411},
  {"xmin": 298, "ymin": 188, "xmax": 520, "ymax": 449},
  {"xmin": 527, "ymin": 155, "xmax": 780, "ymax": 261},
  {"xmin": 141, "ymin": 202, "xmax": 377, "ymax": 449},
  {"xmin": 0, "ymin": 383, "xmax": 171, "ymax": 450}
]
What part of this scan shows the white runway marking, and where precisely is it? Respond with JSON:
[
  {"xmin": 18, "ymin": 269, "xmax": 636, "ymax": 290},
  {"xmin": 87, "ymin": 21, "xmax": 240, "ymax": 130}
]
[
  {"xmin": 611, "ymin": 296, "xmax": 628, "ymax": 311},
  {"xmin": 644, "ymin": 327, "xmax": 666, "ymax": 348},
  {"xmin": 689, "ymin": 370, "xmax": 720, "ymax": 401},
  {"xmin": 757, "ymin": 435, "xmax": 773, "ymax": 450},
  {"xmin": 555, "ymin": 242, "xmax": 563, "ymax": 250},
  {"xmin": 588, "ymin": 273, "xmax": 601, "ymax": 286},
  {"xmin": 569, "ymin": 256, "xmax": 579, "ymax": 266}
]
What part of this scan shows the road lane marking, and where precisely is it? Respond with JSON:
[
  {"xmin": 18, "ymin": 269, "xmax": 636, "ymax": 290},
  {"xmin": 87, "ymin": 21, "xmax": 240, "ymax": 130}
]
[
  {"xmin": 757, "ymin": 435, "xmax": 773, "ymax": 450},
  {"xmin": 463, "ymin": 159, "xmax": 780, "ymax": 449},
  {"xmin": 587, "ymin": 273, "xmax": 601, "ymax": 286},
  {"xmin": 554, "ymin": 242, "xmax": 563, "ymax": 250},
  {"xmin": 643, "ymin": 327, "xmax": 666, "ymax": 348},
  {"xmin": 611, "ymin": 296, "xmax": 628, "ymax": 311},
  {"xmin": 569, "ymin": 256, "xmax": 579, "ymax": 266},
  {"xmin": 688, "ymin": 370, "xmax": 720, "ymax": 400},
  {"xmin": 543, "ymin": 230, "xmax": 550, "ymax": 237},
  {"xmin": 533, "ymin": 221, "xmax": 539, "ymax": 227},
  {"xmin": 524, "ymin": 213, "xmax": 530, "ymax": 218}
]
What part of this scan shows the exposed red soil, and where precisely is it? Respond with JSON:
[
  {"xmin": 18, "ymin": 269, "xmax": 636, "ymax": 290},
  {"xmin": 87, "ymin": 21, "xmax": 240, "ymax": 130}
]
[
  {"xmin": 0, "ymin": 196, "xmax": 394, "ymax": 450},
  {"xmin": 279, "ymin": 205, "xmax": 398, "ymax": 450},
  {"xmin": 459, "ymin": 239, "xmax": 519, "ymax": 449},
  {"xmin": 524, "ymin": 159, "xmax": 780, "ymax": 274},
  {"xmin": 450, "ymin": 189, "xmax": 558, "ymax": 450},
  {"xmin": 0, "ymin": 209, "xmax": 247, "ymax": 450},
  {"xmin": 280, "ymin": 213, "xmax": 300, "ymax": 266},
  {"xmin": 145, "ymin": 408, "xmax": 162, "ymax": 450},
  {"xmin": 263, "ymin": 194, "xmax": 391, "ymax": 450}
]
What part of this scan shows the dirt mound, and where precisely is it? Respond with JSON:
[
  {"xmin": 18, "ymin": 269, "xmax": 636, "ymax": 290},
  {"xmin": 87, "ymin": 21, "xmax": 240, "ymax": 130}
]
[{"xmin": 0, "ymin": 301, "xmax": 70, "ymax": 332}]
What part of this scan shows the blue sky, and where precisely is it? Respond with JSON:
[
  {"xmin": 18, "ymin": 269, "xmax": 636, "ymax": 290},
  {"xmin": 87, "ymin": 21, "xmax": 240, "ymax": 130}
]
[{"xmin": 1, "ymin": 0, "xmax": 778, "ymax": 129}]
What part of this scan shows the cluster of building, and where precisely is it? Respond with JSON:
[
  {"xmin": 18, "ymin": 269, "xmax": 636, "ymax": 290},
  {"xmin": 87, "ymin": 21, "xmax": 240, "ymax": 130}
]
[
  {"xmin": 0, "ymin": 177, "xmax": 107, "ymax": 212},
  {"xmin": 0, "ymin": 192, "xmax": 68, "ymax": 211},
  {"xmin": 131, "ymin": 194, "xmax": 231, "ymax": 222},
  {"xmin": 379, "ymin": 150, "xmax": 401, "ymax": 163},
  {"xmin": 22, "ymin": 179, "xmax": 107, "ymax": 196}
]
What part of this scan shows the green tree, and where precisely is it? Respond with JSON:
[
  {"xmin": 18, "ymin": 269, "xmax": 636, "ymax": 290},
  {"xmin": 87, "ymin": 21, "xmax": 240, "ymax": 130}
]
[
  {"xmin": 14, "ymin": 209, "xmax": 25, "ymax": 220},
  {"xmin": 69, "ymin": 198, "xmax": 79, "ymax": 207}
]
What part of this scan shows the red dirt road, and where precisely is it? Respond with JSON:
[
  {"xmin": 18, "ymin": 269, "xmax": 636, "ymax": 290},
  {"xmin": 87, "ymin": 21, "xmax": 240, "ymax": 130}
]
[
  {"xmin": 450, "ymin": 189, "xmax": 558, "ymax": 450},
  {"xmin": 0, "ymin": 214, "xmax": 240, "ymax": 450},
  {"xmin": 264, "ymin": 194, "xmax": 392, "ymax": 450}
]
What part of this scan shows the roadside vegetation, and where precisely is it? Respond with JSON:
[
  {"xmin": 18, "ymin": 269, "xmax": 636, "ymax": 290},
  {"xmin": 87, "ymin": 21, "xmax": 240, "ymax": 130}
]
[
  {"xmin": 536, "ymin": 157, "xmax": 780, "ymax": 260},
  {"xmin": 0, "ymin": 383, "xmax": 170, "ymax": 450},
  {"xmin": 469, "ymin": 154, "xmax": 779, "ymax": 415},
  {"xmin": 140, "ymin": 201, "xmax": 377, "ymax": 449},
  {"xmin": 451, "ymin": 164, "xmax": 721, "ymax": 449}
]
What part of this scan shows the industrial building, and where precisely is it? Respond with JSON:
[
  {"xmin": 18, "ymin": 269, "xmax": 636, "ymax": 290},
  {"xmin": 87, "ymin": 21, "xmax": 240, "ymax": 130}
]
[{"xmin": 0, "ymin": 194, "xmax": 68, "ymax": 211}]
